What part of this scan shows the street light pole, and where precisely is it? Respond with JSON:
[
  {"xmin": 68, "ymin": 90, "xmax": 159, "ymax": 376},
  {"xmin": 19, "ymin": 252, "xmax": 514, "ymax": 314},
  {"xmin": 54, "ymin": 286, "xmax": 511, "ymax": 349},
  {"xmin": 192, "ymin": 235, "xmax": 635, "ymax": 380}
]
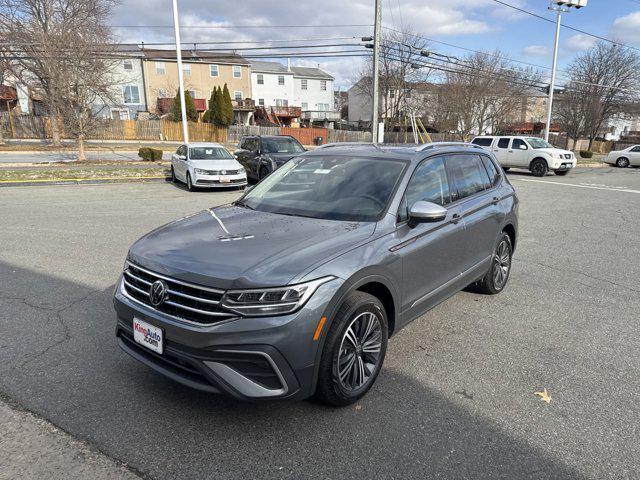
[
  {"xmin": 544, "ymin": 8, "xmax": 562, "ymax": 143},
  {"xmin": 544, "ymin": 0, "xmax": 588, "ymax": 143},
  {"xmin": 171, "ymin": 0, "xmax": 189, "ymax": 144},
  {"xmin": 371, "ymin": 0, "xmax": 382, "ymax": 143}
]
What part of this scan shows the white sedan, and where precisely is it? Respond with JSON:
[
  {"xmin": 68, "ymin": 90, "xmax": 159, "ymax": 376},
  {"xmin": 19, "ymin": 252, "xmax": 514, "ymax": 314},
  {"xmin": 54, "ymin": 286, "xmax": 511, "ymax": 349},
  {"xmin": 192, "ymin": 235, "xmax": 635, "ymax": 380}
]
[
  {"xmin": 605, "ymin": 145, "xmax": 640, "ymax": 168},
  {"xmin": 171, "ymin": 142, "xmax": 247, "ymax": 191}
]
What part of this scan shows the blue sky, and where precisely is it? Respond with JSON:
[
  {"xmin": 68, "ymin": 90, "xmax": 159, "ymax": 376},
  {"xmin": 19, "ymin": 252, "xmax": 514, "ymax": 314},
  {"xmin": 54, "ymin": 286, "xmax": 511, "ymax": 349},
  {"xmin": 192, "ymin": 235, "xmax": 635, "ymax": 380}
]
[{"xmin": 112, "ymin": 0, "xmax": 640, "ymax": 88}]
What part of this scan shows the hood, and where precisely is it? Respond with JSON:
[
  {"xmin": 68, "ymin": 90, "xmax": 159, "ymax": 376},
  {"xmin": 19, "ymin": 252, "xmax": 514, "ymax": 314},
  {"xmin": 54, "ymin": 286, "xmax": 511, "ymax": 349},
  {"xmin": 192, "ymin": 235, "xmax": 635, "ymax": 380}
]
[
  {"xmin": 535, "ymin": 148, "xmax": 573, "ymax": 156},
  {"xmin": 189, "ymin": 159, "xmax": 243, "ymax": 170},
  {"xmin": 264, "ymin": 153, "xmax": 299, "ymax": 165},
  {"xmin": 128, "ymin": 205, "xmax": 375, "ymax": 290}
]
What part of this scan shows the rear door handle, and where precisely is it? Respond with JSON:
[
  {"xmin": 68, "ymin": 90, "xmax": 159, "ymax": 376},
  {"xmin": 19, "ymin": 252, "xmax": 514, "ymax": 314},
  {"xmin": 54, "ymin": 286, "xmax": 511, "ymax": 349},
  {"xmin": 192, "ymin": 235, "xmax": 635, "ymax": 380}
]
[
  {"xmin": 451, "ymin": 213, "xmax": 461, "ymax": 224},
  {"xmin": 492, "ymin": 196, "xmax": 500, "ymax": 205}
]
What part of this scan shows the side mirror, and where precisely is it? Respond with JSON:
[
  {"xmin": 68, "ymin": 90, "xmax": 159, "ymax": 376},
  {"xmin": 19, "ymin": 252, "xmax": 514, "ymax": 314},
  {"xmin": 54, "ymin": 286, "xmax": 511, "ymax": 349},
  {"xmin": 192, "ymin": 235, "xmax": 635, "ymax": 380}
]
[
  {"xmin": 519, "ymin": 144, "xmax": 527, "ymax": 150},
  {"xmin": 408, "ymin": 201, "xmax": 447, "ymax": 226},
  {"xmin": 178, "ymin": 155, "xmax": 187, "ymax": 160}
]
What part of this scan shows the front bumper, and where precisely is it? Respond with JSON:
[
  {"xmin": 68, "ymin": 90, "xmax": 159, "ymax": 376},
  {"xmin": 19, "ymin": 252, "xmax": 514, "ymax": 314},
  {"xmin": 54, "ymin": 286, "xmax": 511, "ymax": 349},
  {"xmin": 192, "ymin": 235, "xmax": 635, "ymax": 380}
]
[
  {"xmin": 113, "ymin": 276, "xmax": 342, "ymax": 401},
  {"xmin": 193, "ymin": 174, "xmax": 247, "ymax": 188},
  {"xmin": 551, "ymin": 160, "xmax": 576, "ymax": 171}
]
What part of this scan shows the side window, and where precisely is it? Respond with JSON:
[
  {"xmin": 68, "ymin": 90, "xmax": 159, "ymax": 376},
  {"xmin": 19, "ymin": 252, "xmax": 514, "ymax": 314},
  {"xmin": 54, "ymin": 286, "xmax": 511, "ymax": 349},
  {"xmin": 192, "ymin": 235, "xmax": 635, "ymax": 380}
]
[
  {"xmin": 472, "ymin": 137, "xmax": 493, "ymax": 147},
  {"xmin": 631, "ymin": 146, "xmax": 640, "ymax": 152},
  {"xmin": 480, "ymin": 155, "xmax": 500, "ymax": 188},
  {"xmin": 497, "ymin": 138, "xmax": 510, "ymax": 149},
  {"xmin": 512, "ymin": 138, "xmax": 528, "ymax": 150},
  {"xmin": 447, "ymin": 154, "xmax": 490, "ymax": 201},
  {"xmin": 398, "ymin": 156, "xmax": 450, "ymax": 222}
]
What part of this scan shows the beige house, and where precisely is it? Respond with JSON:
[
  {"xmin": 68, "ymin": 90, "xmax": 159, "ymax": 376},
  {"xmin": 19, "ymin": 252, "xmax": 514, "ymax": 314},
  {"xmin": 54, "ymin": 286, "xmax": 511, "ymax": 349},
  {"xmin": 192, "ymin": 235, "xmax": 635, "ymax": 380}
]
[{"xmin": 141, "ymin": 49, "xmax": 254, "ymax": 124}]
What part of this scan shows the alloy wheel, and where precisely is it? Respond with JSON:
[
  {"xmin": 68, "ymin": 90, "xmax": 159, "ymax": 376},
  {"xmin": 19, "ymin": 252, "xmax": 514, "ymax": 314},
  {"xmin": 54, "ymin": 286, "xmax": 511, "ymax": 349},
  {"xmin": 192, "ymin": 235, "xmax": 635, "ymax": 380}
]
[
  {"xmin": 617, "ymin": 157, "xmax": 630, "ymax": 168},
  {"xmin": 337, "ymin": 311, "xmax": 383, "ymax": 391},
  {"xmin": 493, "ymin": 239, "xmax": 511, "ymax": 289}
]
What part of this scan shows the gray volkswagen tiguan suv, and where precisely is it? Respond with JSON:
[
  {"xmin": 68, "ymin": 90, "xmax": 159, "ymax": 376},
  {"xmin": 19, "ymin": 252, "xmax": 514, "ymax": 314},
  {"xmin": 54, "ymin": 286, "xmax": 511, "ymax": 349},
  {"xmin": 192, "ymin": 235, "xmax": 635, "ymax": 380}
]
[{"xmin": 114, "ymin": 143, "xmax": 518, "ymax": 406}]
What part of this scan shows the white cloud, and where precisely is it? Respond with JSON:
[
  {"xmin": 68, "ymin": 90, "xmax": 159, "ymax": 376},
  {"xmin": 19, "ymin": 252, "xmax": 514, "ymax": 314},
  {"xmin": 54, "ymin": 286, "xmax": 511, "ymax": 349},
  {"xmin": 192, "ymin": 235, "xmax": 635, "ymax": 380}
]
[
  {"xmin": 110, "ymin": 0, "xmax": 527, "ymax": 86},
  {"xmin": 564, "ymin": 34, "xmax": 597, "ymax": 53},
  {"xmin": 523, "ymin": 45, "xmax": 549, "ymax": 57},
  {"xmin": 611, "ymin": 11, "xmax": 640, "ymax": 45}
]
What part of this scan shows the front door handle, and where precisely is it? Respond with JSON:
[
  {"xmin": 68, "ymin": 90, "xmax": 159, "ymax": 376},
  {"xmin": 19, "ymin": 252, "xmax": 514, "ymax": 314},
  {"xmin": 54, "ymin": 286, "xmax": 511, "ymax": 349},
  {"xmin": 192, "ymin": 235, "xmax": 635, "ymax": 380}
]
[
  {"xmin": 492, "ymin": 196, "xmax": 499, "ymax": 205},
  {"xmin": 451, "ymin": 213, "xmax": 461, "ymax": 224}
]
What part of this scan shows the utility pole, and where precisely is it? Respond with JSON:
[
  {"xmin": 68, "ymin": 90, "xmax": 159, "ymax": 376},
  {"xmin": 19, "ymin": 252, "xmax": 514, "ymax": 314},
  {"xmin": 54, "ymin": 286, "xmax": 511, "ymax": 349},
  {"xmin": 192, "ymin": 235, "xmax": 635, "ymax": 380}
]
[
  {"xmin": 171, "ymin": 0, "xmax": 189, "ymax": 144},
  {"xmin": 371, "ymin": 0, "xmax": 382, "ymax": 143},
  {"xmin": 544, "ymin": 0, "xmax": 588, "ymax": 142}
]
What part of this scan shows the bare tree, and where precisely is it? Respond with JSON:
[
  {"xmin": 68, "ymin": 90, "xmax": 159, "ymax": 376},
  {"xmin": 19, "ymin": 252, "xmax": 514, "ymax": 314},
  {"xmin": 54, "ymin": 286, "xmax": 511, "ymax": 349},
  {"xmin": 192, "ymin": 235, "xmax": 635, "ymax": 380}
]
[
  {"xmin": 561, "ymin": 42, "xmax": 640, "ymax": 149},
  {"xmin": 352, "ymin": 28, "xmax": 433, "ymax": 129},
  {"xmin": 554, "ymin": 85, "xmax": 587, "ymax": 149},
  {"xmin": 436, "ymin": 51, "xmax": 542, "ymax": 140},
  {"xmin": 0, "ymin": 0, "xmax": 119, "ymax": 157}
]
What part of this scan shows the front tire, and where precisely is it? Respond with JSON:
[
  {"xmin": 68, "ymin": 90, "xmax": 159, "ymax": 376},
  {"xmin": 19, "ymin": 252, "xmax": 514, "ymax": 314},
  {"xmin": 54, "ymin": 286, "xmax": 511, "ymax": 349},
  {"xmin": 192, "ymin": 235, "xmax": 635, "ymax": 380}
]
[
  {"xmin": 475, "ymin": 232, "xmax": 513, "ymax": 295},
  {"xmin": 530, "ymin": 158, "xmax": 548, "ymax": 177},
  {"xmin": 170, "ymin": 166, "xmax": 177, "ymax": 183},
  {"xmin": 186, "ymin": 172, "xmax": 195, "ymax": 191},
  {"xmin": 315, "ymin": 292, "xmax": 388, "ymax": 407},
  {"xmin": 616, "ymin": 157, "xmax": 630, "ymax": 168}
]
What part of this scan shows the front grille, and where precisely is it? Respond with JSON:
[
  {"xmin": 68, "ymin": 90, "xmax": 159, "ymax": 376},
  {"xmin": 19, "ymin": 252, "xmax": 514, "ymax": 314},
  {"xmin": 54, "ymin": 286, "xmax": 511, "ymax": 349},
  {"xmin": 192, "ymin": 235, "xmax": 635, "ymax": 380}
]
[
  {"xmin": 122, "ymin": 262, "xmax": 236, "ymax": 324},
  {"xmin": 201, "ymin": 169, "xmax": 243, "ymax": 175}
]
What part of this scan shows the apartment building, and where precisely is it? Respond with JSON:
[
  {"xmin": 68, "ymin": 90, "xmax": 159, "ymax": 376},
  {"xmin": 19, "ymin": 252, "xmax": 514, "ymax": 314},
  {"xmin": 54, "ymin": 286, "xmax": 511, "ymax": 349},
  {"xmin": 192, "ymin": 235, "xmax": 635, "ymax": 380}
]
[{"xmin": 141, "ymin": 49, "xmax": 254, "ymax": 124}]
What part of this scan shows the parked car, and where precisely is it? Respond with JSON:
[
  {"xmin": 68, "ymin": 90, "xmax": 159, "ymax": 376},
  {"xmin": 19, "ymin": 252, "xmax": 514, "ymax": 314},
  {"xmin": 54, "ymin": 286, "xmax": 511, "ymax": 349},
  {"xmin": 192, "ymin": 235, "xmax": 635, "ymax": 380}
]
[
  {"xmin": 170, "ymin": 142, "xmax": 247, "ymax": 191},
  {"xmin": 605, "ymin": 145, "xmax": 640, "ymax": 168},
  {"xmin": 471, "ymin": 136, "xmax": 576, "ymax": 176},
  {"xmin": 114, "ymin": 143, "xmax": 518, "ymax": 406},
  {"xmin": 234, "ymin": 135, "xmax": 306, "ymax": 181}
]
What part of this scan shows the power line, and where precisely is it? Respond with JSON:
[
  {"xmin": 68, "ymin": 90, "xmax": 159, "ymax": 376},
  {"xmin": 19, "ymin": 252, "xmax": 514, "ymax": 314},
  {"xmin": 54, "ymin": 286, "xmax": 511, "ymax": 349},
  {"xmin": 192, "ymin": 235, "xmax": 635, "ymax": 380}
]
[
  {"xmin": 490, "ymin": 0, "xmax": 640, "ymax": 53},
  {"xmin": 111, "ymin": 23, "xmax": 373, "ymax": 29}
]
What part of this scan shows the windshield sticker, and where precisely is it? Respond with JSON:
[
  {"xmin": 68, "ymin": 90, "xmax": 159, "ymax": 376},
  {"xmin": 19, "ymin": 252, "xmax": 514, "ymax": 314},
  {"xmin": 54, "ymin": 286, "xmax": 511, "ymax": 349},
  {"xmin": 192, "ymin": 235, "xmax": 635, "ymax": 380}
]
[
  {"xmin": 206, "ymin": 149, "xmax": 213, "ymax": 155},
  {"xmin": 314, "ymin": 169, "xmax": 331, "ymax": 174}
]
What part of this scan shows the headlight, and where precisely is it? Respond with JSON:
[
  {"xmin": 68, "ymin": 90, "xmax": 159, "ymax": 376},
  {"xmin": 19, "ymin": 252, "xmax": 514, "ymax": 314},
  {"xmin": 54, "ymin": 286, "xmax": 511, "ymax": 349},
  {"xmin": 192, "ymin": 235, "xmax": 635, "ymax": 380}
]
[
  {"xmin": 221, "ymin": 277, "xmax": 334, "ymax": 316},
  {"xmin": 194, "ymin": 168, "xmax": 208, "ymax": 175}
]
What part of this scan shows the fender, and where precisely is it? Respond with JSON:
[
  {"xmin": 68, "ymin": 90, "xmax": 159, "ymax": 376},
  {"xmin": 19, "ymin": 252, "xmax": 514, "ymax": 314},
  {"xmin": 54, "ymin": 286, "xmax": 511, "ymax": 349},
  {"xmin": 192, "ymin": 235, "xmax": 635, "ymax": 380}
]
[{"xmin": 308, "ymin": 269, "xmax": 400, "ymax": 395}]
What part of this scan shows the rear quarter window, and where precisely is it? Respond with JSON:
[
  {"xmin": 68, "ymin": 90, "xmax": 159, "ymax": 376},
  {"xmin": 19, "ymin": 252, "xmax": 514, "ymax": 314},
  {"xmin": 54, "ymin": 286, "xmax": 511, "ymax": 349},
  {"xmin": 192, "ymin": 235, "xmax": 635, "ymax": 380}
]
[
  {"xmin": 497, "ymin": 138, "xmax": 510, "ymax": 149},
  {"xmin": 472, "ymin": 138, "xmax": 493, "ymax": 147}
]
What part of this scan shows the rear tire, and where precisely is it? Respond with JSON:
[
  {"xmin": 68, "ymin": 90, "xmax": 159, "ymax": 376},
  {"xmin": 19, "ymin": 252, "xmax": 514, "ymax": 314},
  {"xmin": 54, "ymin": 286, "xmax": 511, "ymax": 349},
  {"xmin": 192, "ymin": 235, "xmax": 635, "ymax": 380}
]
[
  {"xmin": 314, "ymin": 292, "xmax": 388, "ymax": 407},
  {"xmin": 170, "ymin": 166, "xmax": 177, "ymax": 183},
  {"xmin": 530, "ymin": 158, "xmax": 548, "ymax": 177},
  {"xmin": 616, "ymin": 157, "xmax": 630, "ymax": 168},
  {"xmin": 475, "ymin": 232, "xmax": 513, "ymax": 295},
  {"xmin": 554, "ymin": 170, "xmax": 570, "ymax": 176}
]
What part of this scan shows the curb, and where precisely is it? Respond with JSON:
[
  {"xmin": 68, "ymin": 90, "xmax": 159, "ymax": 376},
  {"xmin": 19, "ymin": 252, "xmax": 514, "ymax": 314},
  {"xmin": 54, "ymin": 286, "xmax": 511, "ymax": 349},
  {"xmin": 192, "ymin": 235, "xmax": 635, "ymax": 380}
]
[{"xmin": 0, "ymin": 176, "xmax": 169, "ymax": 187}]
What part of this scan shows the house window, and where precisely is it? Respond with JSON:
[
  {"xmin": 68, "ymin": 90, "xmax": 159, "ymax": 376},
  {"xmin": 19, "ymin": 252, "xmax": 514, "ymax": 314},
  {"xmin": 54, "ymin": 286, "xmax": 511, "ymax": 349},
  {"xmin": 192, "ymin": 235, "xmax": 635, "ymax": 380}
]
[
  {"xmin": 257, "ymin": 74, "xmax": 264, "ymax": 85},
  {"xmin": 158, "ymin": 89, "xmax": 167, "ymax": 98},
  {"xmin": 188, "ymin": 90, "xmax": 197, "ymax": 99},
  {"xmin": 182, "ymin": 64, "xmax": 191, "ymax": 76},
  {"xmin": 111, "ymin": 108, "xmax": 129, "ymax": 120},
  {"xmin": 258, "ymin": 98, "xmax": 265, "ymax": 106},
  {"xmin": 233, "ymin": 65, "xmax": 242, "ymax": 78},
  {"xmin": 209, "ymin": 64, "xmax": 219, "ymax": 77},
  {"xmin": 301, "ymin": 102, "xmax": 308, "ymax": 110},
  {"xmin": 320, "ymin": 80, "xmax": 327, "ymax": 91},
  {"xmin": 123, "ymin": 85, "xmax": 140, "ymax": 104},
  {"xmin": 234, "ymin": 91, "xmax": 243, "ymax": 100},
  {"xmin": 301, "ymin": 79, "xmax": 308, "ymax": 90},
  {"xmin": 278, "ymin": 75, "xmax": 285, "ymax": 86},
  {"xmin": 123, "ymin": 59, "xmax": 133, "ymax": 70},
  {"xmin": 317, "ymin": 103, "xmax": 329, "ymax": 111},
  {"xmin": 155, "ymin": 62, "xmax": 165, "ymax": 75},
  {"xmin": 283, "ymin": 99, "xmax": 288, "ymax": 107}
]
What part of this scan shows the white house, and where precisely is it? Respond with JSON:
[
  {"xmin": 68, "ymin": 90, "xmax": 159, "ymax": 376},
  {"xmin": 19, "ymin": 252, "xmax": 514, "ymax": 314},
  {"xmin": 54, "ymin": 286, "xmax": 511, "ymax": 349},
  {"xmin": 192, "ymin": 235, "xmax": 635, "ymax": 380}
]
[
  {"xmin": 94, "ymin": 49, "xmax": 147, "ymax": 120},
  {"xmin": 250, "ymin": 61, "xmax": 295, "ymax": 109},
  {"xmin": 292, "ymin": 66, "xmax": 339, "ymax": 126}
]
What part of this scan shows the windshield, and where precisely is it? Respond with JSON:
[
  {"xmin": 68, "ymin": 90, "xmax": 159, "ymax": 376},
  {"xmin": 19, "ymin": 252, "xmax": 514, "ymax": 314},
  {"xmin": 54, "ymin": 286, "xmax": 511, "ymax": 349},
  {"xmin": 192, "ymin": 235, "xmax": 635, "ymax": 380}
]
[
  {"xmin": 189, "ymin": 147, "xmax": 233, "ymax": 160},
  {"xmin": 526, "ymin": 138, "xmax": 553, "ymax": 149},
  {"xmin": 262, "ymin": 138, "xmax": 305, "ymax": 154},
  {"xmin": 238, "ymin": 155, "xmax": 407, "ymax": 222}
]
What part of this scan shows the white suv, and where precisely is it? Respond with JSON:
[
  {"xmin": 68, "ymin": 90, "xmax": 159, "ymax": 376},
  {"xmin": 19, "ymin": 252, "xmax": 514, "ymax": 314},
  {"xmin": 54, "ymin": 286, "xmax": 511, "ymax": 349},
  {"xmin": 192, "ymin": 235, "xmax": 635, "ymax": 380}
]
[{"xmin": 471, "ymin": 136, "xmax": 576, "ymax": 177}]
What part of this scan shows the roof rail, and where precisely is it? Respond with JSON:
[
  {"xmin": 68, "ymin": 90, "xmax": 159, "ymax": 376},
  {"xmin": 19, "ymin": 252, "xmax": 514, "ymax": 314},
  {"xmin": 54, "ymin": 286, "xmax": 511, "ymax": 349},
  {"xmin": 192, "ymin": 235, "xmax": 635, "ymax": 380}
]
[
  {"xmin": 416, "ymin": 142, "xmax": 483, "ymax": 152},
  {"xmin": 314, "ymin": 142, "xmax": 382, "ymax": 150}
]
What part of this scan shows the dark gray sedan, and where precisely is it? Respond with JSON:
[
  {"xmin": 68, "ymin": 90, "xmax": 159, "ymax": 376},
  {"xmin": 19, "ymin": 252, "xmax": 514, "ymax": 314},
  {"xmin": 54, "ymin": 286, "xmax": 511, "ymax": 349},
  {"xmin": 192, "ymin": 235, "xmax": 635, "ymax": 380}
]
[{"xmin": 114, "ymin": 143, "xmax": 518, "ymax": 406}]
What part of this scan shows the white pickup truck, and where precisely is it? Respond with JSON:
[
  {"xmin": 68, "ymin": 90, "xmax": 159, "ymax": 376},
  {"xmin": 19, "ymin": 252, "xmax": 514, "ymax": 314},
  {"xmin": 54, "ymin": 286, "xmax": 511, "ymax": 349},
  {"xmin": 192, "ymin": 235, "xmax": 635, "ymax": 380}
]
[{"xmin": 471, "ymin": 136, "xmax": 576, "ymax": 177}]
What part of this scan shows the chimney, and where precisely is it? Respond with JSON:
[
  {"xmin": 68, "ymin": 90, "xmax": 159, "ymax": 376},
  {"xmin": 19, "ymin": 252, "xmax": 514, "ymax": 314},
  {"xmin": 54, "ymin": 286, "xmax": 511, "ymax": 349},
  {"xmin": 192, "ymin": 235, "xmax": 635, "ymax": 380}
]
[{"xmin": 287, "ymin": 58, "xmax": 291, "ymax": 72}]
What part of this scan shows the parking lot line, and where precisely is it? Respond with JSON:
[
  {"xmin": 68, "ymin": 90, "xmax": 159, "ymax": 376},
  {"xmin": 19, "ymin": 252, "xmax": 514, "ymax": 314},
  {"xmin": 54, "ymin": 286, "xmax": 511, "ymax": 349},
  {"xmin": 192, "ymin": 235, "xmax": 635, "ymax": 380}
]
[{"xmin": 517, "ymin": 178, "xmax": 640, "ymax": 195}]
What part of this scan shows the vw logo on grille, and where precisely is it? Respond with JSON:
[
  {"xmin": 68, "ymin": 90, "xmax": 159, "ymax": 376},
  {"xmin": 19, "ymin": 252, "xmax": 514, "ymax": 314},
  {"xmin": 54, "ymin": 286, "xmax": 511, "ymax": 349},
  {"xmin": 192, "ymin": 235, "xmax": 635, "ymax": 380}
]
[
  {"xmin": 149, "ymin": 279, "xmax": 168, "ymax": 307},
  {"xmin": 220, "ymin": 170, "xmax": 226, "ymax": 175}
]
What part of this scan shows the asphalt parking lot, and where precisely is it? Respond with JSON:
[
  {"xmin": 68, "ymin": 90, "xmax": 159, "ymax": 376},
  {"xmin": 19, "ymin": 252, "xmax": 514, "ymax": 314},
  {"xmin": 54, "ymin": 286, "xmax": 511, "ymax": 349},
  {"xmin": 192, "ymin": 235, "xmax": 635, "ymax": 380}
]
[{"xmin": 1, "ymin": 167, "xmax": 639, "ymax": 479}]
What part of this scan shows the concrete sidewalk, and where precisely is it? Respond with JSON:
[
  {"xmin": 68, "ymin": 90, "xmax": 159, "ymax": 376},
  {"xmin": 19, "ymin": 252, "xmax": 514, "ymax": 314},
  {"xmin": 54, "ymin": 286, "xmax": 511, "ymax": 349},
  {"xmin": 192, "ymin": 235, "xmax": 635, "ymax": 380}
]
[{"xmin": 0, "ymin": 398, "xmax": 141, "ymax": 480}]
